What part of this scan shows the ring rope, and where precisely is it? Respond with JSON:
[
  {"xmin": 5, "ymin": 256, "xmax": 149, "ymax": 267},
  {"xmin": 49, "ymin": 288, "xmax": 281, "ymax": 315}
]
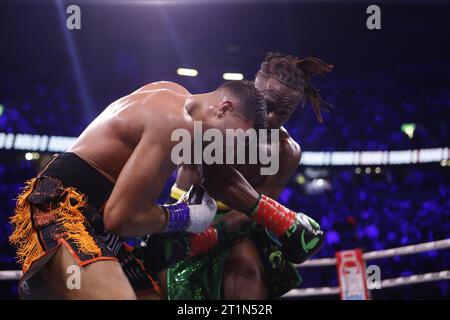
[
  {"xmin": 296, "ymin": 238, "xmax": 450, "ymax": 268},
  {"xmin": 283, "ymin": 270, "xmax": 450, "ymax": 298},
  {"xmin": 0, "ymin": 270, "xmax": 22, "ymax": 281}
]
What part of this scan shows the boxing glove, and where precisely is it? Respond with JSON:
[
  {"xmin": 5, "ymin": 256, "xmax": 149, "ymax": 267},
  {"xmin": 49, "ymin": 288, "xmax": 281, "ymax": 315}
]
[
  {"xmin": 138, "ymin": 224, "xmax": 222, "ymax": 275},
  {"xmin": 160, "ymin": 185, "xmax": 217, "ymax": 233},
  {"xmin": 251, "ymin": 195, "xmax": 325, "ymax": 263},
  {"xmin": 279, "ymin": 211, "xmax": 325, "ymax": 264}
]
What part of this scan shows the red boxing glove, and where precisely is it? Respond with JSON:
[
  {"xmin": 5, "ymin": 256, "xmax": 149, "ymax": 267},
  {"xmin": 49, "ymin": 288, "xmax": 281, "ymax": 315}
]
[
  {"xmin": 251, "ymin": 195, "xmax": 297, "ymax": 237},
  {"xmin": 251, "ymin": 195, "xmax": 325, "ymax": 264},
  {"xmin": 189, "ymin": 225, "xmax": 219, "ymax": 257}
]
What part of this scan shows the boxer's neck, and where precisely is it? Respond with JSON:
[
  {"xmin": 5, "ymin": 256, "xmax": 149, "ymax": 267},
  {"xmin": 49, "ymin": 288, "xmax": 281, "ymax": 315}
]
[{"xmin": 184, "ymin": 92, "xmax": 218, "ymax": 122}]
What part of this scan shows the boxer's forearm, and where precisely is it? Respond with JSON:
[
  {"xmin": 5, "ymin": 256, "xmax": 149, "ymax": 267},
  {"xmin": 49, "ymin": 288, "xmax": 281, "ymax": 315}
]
[
  {"xmin": 103, "ymin": 133, "xmax": 176, "ymax": 237},
  {"xmin": 202, "ymin": 164, "xmax": 259, "ymax": 214},
  {"xmin": 211, "ymin": 179, "xmax": 283, "ymax": 233},
  {"xmin": 202, "ymin": 136, "xmax": 300, "ymax": 215},
  {"xmin": 104, "ymin": 204, "xmax": 167, "ymax": 237}
]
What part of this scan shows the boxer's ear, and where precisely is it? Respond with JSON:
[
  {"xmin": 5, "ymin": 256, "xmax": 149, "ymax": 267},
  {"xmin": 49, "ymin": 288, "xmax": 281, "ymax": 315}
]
[{"xmin": 216, "ymin": 100, "xmax": 234, "ymax": 118}]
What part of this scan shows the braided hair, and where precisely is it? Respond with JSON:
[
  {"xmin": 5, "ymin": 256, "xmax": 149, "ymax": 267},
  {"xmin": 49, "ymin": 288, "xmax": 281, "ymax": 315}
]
[{"xmin": 257, "ymin": 52, "xmax": 333, "ymax": 123}]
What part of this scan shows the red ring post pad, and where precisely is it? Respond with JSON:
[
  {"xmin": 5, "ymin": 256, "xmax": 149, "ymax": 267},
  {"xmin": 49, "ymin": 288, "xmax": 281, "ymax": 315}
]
[
  {"xmin": 160, "ymin": 202, "xmax": 190, "ymax": 233},
  {"xmin": 252, "ymin": 195, "xmax": 297, "ymax": 237},
  {"xmin": 189, "ymin": 225, "xmax": 218, "ymax": 257}
]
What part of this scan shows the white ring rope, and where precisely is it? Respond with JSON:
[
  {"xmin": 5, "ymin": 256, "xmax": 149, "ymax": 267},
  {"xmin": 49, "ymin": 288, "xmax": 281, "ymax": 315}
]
[
  {"xmin": 296, "ymin": 238, "xmax": 450, "ymax": 268},
  {"xmin": 283, "ymin": 270, "xmax": 450, "ymax": 298},
  {"xmin": 1, "ymin": 132, "xmax": 448, "ymax": 166},
  {"xmin": 282, "ymin": 238, "xmax": 450, "ymax": 298},
  {"xmin": 0, "ymin": 270, "xmax": 22, "ymax": 281}
]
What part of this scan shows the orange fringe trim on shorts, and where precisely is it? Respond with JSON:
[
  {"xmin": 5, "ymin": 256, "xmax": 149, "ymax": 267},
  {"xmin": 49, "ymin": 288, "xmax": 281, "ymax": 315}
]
[{"xmin": 9, "ymin": 178, "xmax": 102, "ymax": 273}]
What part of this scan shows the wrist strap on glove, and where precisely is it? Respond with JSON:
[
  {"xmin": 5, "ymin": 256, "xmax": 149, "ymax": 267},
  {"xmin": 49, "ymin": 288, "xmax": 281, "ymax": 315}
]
[{"xmin": 160, "ymin": 202, "xmax": 190, "ymax": 233}]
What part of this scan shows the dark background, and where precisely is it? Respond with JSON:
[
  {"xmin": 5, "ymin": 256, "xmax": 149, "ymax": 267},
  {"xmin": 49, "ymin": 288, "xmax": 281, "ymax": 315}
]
[{"xmin": 0, "ymin": 0, "xmax": 449, "ymax": 299}]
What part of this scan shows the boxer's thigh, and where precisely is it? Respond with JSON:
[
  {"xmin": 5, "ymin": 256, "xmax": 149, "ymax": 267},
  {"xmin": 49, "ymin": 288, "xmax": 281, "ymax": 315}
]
[
  {"xmin": 28, "ymin": 244, "xmax": 136, "ymax": 300},
  {"xmin": 222, "ymin": 237, "xmax": 268, "ymax": 300}
]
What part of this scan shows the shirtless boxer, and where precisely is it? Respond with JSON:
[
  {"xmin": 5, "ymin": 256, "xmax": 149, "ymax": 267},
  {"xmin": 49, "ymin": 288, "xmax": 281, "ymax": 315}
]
[
  {"xmin": 134, "ymin": 53, "xmax": 333, "ymax": 299},
  {"xmin": 9, "ymin": 80, "xmax": 268, "ymax": 299}
]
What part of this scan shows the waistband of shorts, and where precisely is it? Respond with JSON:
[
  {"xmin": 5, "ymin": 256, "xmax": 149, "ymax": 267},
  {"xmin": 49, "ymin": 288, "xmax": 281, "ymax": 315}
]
[{"xmin": 40, "ymin": 152, "xmax": 114, "ymax": 210}]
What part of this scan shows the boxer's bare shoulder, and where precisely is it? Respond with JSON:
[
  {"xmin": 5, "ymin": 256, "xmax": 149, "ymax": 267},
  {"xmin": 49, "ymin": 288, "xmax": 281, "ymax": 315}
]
[
  {"xmin": 105, "ymin": 85, "xmax": 194, "ymax": 139},
  {"xmin": 248, "ymin": 126, "xmax": 300, "ymax": 198},
  {"xmin": 133, "ymin": 81, "xmax": 191, "ymax": 95},
  {"xmin": 133, "ymin": 88, "xmax": 194, "ymax": 135},
  {"xmin": 279, "ymin": 126, "xmax": 301, "ymax": 161},
  {"xmin": 69, "ymin": 85, "xmax": 193, "ymax": 181}
]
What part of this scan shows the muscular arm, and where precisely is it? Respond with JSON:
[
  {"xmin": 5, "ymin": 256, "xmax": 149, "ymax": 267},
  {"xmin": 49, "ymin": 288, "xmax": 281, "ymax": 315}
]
[
  {"xmin": 204, "ymin": 128, "xmax": 300, "ymax": 204},
  {"xmin": 103, "ymin": 96, "xmax": 189, "ymax": 237},
  {"xmin": 139, "ymin": 136, "xmax": 317, "ymax": 269},
  {"xmin": 206, "ymin": 136, "xmax": 301, "ymax": 231},
  {"xmin": 103, "ymin": 132, "xmax": 172, "ymax": 237},
  {"xmin": 204, "ymin": 137, "xmax": 322, "ymax": 265},
  {"xmin": 203, "ymin": 164, "xmax": 260, "ymax": 214}
]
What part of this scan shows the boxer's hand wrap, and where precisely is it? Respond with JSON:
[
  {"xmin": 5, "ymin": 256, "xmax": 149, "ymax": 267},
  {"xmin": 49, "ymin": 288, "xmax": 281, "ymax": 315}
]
[
  {"xmin": 251, "ymin": 195, "xmax": 325, "ymax": 263},
  {"xmin": 161, "ymin": 185, "xmax": 217, "ymax": 233}
]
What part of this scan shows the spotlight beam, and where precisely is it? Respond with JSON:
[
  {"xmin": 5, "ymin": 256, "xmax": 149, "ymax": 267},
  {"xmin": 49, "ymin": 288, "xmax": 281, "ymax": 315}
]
[{"xmin": 55, "ymin": 0, "xmax": 95, "ymax": 122}]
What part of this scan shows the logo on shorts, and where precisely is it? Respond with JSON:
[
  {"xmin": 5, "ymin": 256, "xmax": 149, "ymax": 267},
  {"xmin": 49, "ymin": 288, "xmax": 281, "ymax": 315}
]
[{"xmin": 51, "ymin": 225, "xmax": 67, "ymax": 240}]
